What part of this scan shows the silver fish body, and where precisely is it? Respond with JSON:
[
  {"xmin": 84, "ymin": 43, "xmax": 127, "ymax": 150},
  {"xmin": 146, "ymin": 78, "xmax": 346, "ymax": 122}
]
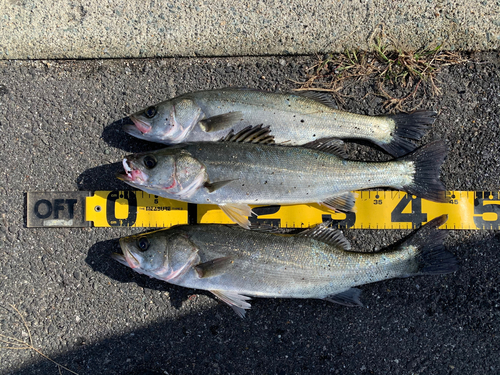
[
  {"xmin": 125, "ymin": 88, "xmax": 436, "ymax": 157},
  {"xmin": 113, "ymin": 216, "xmax": 458, "ymax": 317},
  {"xmin": 117, "ymin": 138, "xmax": 447, "ymax": 228}
]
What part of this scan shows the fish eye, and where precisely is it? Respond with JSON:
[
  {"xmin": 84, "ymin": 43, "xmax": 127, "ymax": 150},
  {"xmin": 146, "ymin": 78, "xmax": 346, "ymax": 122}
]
[
  {"xmin": 137, "ymin": 237, "xmax": 150, "ymax": 252},
  {"xmin": 143, "ymin": 155, "xmax": 157, "ymax": 169},
  {"xmin": 144, "ymin": 106, "xmax": 157, "ymax": 118}
]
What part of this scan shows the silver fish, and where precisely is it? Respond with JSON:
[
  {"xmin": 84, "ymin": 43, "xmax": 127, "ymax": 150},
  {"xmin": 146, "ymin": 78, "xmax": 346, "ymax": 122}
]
[
  {"xmin": 113, "ymin": 215, "xmax": 458, "ymax": 317},
  {"xmin": 117, "ymin": 127, "xmax": 447, "ymax": 228},
  {"xmin": 125, "ymin": 88, "xmax": 436, "ymax": 157}
]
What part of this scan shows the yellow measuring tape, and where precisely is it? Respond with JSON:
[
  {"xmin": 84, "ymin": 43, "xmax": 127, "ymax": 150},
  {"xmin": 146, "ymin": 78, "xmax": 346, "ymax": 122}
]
[{"xmin": 83, "ymin": 190, "xmax": 500, "ymax": 229}]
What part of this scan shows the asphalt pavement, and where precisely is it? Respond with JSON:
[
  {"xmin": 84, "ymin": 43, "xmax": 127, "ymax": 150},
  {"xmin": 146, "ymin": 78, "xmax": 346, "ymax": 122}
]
[{"xmin": 0, "ymin": 54, "xmax": 499, "ymax": 374}]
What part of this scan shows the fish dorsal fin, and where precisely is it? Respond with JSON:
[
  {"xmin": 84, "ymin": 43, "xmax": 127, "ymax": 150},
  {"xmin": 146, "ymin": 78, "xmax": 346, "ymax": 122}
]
[
  {"xmin": 293, "ymin": 91, "xmax": 338, "ymax": 109},
  {"xmin": 302, "ymin": 138, "xmax": 347, "ymax": 158},
  {"xmin": 320, "ymin": 192, "xmax": 356, "ymax": 212},
  {"xmin": 199, "ymin": 111, "xmax": 243, "ymax": 132},
  {"xmin": 195, "ymin": 256, "xmax": 235, "ymax": 278},
  {"xmin": 211, "ymin": 290, "xmax": 252, "ymax": 318},
  {"xmin": 219, "ymin": 124, "xmax": 275, "ymax": 144},
  {"xmin": 298, "ymin": 223, "xmax": 351, "ymax": 251},
  {"xmin": 323, "ymin": 288, "xmax": 363, "ymax": 307}
]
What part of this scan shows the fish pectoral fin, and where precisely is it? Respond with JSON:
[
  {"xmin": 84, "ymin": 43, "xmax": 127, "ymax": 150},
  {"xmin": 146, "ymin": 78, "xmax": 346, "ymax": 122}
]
[
  {"xmin": 219, "ymin": 124, "xmax": 275, "ymax": 144},
  {"xmin": 320, "ymin": 192, "xmax": 356, "ymax": 212},
  {"xmin": 211, "ymin": 290, "xmax": 252, "ymax": 318},
  {"xmin": 194, "ymin": 257, "xmax": 235, "ymax": 278},
  {"xmin": 219, "ymin": 203, "xmax": 253, "ymax": 229},
  {"xmin": 199, "ymin": 111, "xmax": 243, "ymax": 132},
  {"xmin": 298, "ymin": 223, "xmax": 351, "ymax": 251},
  {"xmin": 323, "ymin": 288, "xmax": 363, "ymax": 307},
  {"xmin": 303, "ymin": 138, "xmax": 347, "ymax": 158},
  {"xmin": 204, "ymin": 179, "xmax": 236, "ymax": 193}
]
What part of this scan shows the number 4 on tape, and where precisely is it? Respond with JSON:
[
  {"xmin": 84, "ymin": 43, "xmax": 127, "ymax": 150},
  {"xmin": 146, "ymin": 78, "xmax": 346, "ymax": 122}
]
[{"xmin": 26, "ymin": 190, "xmax": 500, "ymax": 229}]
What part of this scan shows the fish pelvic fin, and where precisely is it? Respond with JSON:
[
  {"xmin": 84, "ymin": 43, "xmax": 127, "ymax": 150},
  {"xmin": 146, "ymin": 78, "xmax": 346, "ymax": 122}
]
[
  {"xmin": 400, "ymin": 214, "xmax": 459, "ymax": 276},
  {"xmin": 199, "ymin": 111, "xmax": 243, "ymax": 132},
  {"xmin": 323, "ymin": 288, "xmax": 363, "ymax": 307},
  {"xmin": 400, "ymin": 140, "xmax": 448, "ymax": 203},
  {"xmin": 211, "ymin": 290, "xmax": 252, "ymax": 318},
  {"xmin": 219, "ymin": 203, "xmax": 254, "ymax": 229},
  {"xmin": 376, "ymin": 110, "xmax": 437, "ymax": 157}
]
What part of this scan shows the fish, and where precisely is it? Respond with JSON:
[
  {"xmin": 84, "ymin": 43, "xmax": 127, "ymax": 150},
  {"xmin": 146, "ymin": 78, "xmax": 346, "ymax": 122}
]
[
  {"xmin": 112, "ymin": 215, "xmax": 458, "ymax": 317},
  {"xmin": 116, "ymin": 126, "xmax": 448, "ymax": 228},
  {"xmin": 124, "ymin": 88, "xmax": 437, "ymax": 157}
]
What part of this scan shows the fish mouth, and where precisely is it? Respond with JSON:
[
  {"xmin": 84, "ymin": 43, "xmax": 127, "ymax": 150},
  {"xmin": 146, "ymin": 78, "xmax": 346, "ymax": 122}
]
[
  {"xmin": 111, "ymin": 252, "xmax": 128, "ymax": 267},
  {"xmin": 118, "ymin": 158, "xmax": 149, "ymax": 184},
  {"xmin": 129, "ymin": 115, "xmax": 152, "ymax": 134},
  {"xmin": 116, "ymin": 238, "xmax": 141, "ymax": 269}
]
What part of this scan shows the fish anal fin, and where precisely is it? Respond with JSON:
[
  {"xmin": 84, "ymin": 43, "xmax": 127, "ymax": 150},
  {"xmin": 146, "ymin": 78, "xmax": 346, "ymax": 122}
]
[
  {"xmin": 219, "ymin": 203, "xmax": 253, "ymax": 229},
  {"xmin": 199, "ymin": 111, "xmax": 243, "ymax": 132},
  {"xmin": 298, "ymin": 223, "xmax": 351, "ymax": 251},
  {"xmin": 320, "ymin": 192, "xmax": 356, "ymax": 212},
  {"xmin": 324, "ymin": 288, "xmax": 363, "ymax": 307},
  {"xmin": 204, "ymin": 179, "xmax": 235, "ymax": 193},
  {"xmin": 302, "ymin": 138, "xmax": 347, "ymax": 158},
  {"xmin": 211, "ymin": 290, "xmax": 252, "ymax": 318},
  {"xmin": 194, "ymin": 256, "xmax": 235, "ymax": 278}
]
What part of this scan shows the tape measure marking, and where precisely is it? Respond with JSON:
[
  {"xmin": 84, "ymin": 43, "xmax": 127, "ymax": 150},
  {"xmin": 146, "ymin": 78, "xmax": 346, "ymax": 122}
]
[{"xmin": 26, "ymin": 190, "xmax": 500, "ymax": 229}]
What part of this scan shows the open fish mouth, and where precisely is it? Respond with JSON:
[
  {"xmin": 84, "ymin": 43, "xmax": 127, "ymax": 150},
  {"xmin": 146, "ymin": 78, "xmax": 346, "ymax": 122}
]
[
  {"xmin": 116, "ymin": 238, "xmax": 141, "ymax": 269},
  {"xmin": 123, "ymin": 123, "xmax": 144, "ymax": 137},
  {"xmin": 111, "ymin": 252, "xmax": 128, "ymax": 266},
  {"xmin": 129, "ymin": 115, "xmax": 152, "ymax": 134},
  {"xmin": 117, "ymin": 158, "xmax": 149, "ymax": 184}
]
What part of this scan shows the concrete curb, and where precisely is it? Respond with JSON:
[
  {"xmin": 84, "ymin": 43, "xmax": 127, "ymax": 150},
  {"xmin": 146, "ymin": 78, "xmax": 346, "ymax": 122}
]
[{"xmin": 1, "ymin": 0, "xmax": 500, "ymax": 59}]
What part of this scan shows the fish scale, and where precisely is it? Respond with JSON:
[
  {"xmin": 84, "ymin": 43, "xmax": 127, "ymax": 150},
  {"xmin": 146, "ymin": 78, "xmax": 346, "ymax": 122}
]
[
  {"xmin": 114, "ymin": 216, "xmax": 458, "ymax": 317},
  {"xmin": 182, "ymin": 142, "xmax": 413, "ymax": 204},
  {"xmin": 125, "ymin": 88, "xmax": 437, "ymax": 157},
  {"xmin": 118, "ymin": 137, "xmax": 446, "ymax": 228}
]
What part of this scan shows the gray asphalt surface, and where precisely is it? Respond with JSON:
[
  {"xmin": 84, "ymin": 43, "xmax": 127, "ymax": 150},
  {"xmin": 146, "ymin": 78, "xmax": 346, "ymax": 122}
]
[{"xmin": 0, "ymin": 53, "xmax": 499, "ymax": 374}]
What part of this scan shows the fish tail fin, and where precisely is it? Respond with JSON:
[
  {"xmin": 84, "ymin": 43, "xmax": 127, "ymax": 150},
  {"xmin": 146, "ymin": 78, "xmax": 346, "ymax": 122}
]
[
  {"xmin": 400, "ymin": 215, "xmax": 458, "ymax": 277},
  {"xmin": 400, "ymin": 140, "xmax": 448, "ymax": 203},
  {"xmin": 377, "ymin": 110, "xmax": 437, "ymax": 157}
]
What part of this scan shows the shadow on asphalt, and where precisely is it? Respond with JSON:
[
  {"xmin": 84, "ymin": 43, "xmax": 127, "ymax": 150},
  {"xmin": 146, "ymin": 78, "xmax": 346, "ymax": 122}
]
[
  {"xmin": 101, "ymin": 117, "xmax": 165, "ymax": 153},
  {"xmin": 7, "ymin": 235, "xmax": 500, "ymax": 375},
  {"xmin": 76, "ymin": 163, "xmax": 130, "ymax": 191}
]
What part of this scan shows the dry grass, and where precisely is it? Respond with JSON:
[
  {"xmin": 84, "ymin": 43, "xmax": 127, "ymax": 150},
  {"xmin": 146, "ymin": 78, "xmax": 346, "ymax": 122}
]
[
  {"xmin": 0, "ymin": 304, "xmax": 79, "ymax": 375},
  {"xmin": 294, "ymin": 29, "xmax": 467, "ymax": 112}
]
